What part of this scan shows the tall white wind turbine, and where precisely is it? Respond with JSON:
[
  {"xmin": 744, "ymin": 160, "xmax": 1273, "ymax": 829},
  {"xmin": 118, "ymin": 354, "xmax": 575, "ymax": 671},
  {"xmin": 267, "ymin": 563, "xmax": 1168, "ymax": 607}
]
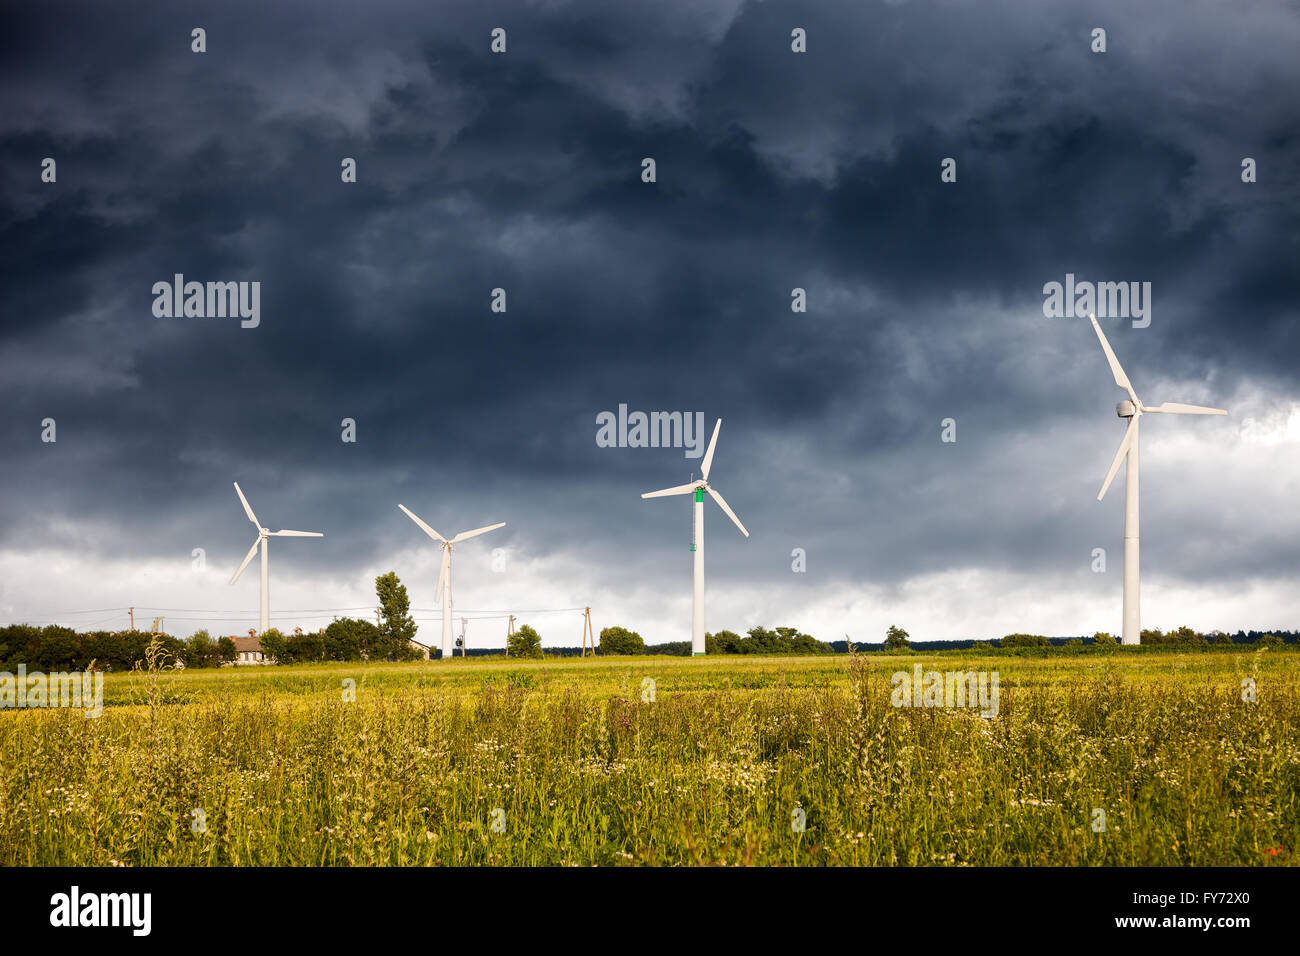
[
  {"xmin": 398, "ymin": 505, "xmax": 505, "ymax": 659},
  {"xmin": 228, "ymin": 482, "xmax": 324, "ymax": 634},
  {"xmin": 1087, "ymin": 313, "xmax": 1227, "ymax": 645},
  {"xmin": 641, "ymin": 418, "xmax": 749, "ymax": 655}
]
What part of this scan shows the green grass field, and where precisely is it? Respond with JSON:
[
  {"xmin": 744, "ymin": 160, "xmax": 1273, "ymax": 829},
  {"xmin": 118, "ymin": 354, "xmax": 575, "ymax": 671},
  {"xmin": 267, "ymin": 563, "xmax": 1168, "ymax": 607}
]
[{"xmin": 2, "ymin": 648, "xmax": 1297, "ymax": 866}]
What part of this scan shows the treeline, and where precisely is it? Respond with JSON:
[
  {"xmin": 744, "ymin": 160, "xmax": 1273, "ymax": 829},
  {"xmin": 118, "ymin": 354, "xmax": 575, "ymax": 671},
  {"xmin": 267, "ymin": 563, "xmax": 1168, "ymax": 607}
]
[
  {"xmin": 0, "ymin": 617, "xmax": 427, "ymax": 672},
  {"xmin": 0, "ymin": 625, "xmax": 235, "ymax": 671},
  {"xmin": 258, "ymin": 618, "xmax": 424, "ymax": 664},
  {"xmin": 594, "ymin": 625, "xmax": 833, "ymax": 656},
  {"xmin": 996, "ymin": 627, "xmax": 1296, "ymax": 648}
]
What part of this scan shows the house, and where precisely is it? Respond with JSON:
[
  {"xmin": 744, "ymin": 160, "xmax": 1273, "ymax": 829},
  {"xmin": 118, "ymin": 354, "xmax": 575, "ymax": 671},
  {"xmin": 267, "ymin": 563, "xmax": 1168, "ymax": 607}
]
[
  {"xmin": 232, "ymin": 635, "xmax": 270, "ymax": 665},
  {"xmin": 409, "ymin": 638, "xmax": 431, "ymax": 661}
]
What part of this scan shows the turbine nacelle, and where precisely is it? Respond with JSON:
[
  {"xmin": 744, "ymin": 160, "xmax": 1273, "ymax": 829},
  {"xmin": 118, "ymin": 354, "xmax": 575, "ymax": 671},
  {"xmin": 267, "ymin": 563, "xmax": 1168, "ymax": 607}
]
[{"xmin": 1116, "ymin": 400, "xmax": 1137, "ymax": 418}]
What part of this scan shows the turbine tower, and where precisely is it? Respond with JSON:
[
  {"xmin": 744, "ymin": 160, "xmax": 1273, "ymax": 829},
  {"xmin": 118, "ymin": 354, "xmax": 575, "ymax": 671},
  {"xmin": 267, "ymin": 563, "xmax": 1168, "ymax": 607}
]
[
  {"xmin": 1087, "ymin": 313, "xmax": 1227, "ymax": 645},
  {"xmin": 228, "ymin": 482, "xmax": 324, "ymax": 634},
  {"xmin": 641, "ymin": 418, "xmax": 749, "ymax": 655},
  {"xmin": 398, "ymin": 505, "xmax": 504, "ymax": 659}
]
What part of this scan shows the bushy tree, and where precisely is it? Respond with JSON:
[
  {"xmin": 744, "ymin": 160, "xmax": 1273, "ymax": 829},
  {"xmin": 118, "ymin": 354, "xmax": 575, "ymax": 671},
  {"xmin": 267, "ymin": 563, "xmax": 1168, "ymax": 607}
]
[
  {"xmin": 0, "ymin": 624, "xmax": 40, "ymax": 668},
  {"xmin": 883, "ymin": 625, "xmax": 911, "ymax": 651},
  {"xmin": 599, "ymin": 626, "xmax": 645, "ymax": 655},
  {"xmin": 1091, "ymin": 631, "xmax": 1118, "ymax": 646},
  {"xmin": 217, "ymin": 636, "xmax": 237, "ymax": 663},
  {"xmin": 259, "ymin": 629, "xmax": 288, "ymax": 663},
  {"xmin": 1258, "ymin": 633, "xmax": 1283, "ymax": 647},
  {"xmin": 182, "ymin": 630, "xmax": 224, "ymax": 668},
  {"xmin": 34, "ymin": 625, "xmax": 79, "ymax": 669},
  {"xmin": 507, "ymin": 624, "xmax": 543, "ymax": 659},
  {"xmin": 323, "ymin": 617, "xmax": 378, "ymax": 661},
  {"xmin": 286, "ymin": 629, "xmax": 327, "ymax": 662},
  {"xmin": 705, "ymin": 630, "xmax": 742, "ymax": 654}
]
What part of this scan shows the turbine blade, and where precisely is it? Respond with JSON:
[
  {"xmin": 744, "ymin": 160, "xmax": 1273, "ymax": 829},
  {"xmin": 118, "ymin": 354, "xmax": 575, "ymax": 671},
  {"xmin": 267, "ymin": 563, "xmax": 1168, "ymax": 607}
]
[
  {"xmin": 1143, "ymin": 402, "xmax": 1227, "ymax": 416},
  {"xmin": 233, "ymin": 482, "xmax": 259, "ymax": 528},
  {"xmin": 641, "ymin": 483, "xmax": 697, "ymax": 499},
  {"xmin": 706, "ymin": 486, "xmax": 750, "ymax": 537},
  {"xmin": 1088, "ymin": 314, "xmax": 1140, "ymax": 406},
  {"xmin": 398, "ymin": 504, "xmax": 447, "ymax": 543},
  {"xmin": 451, "ymin": 522, "xmax": 506, "ymax": 544},
  {"xmin": 435, "ymin": 547, "xmax": 451, "ymax": 604},
  {"xmin": 700, "ymin": 418, "xmax": 722, "ymax": 481},
  {"xmin": 271, "ymin": 530, "xmax": 324, "ymax": 537},
  {"xmin": 1098, "ymin": 417, "xmax": 1137, "ymax": 501},
  {"xmin": 229, "ymin": 538, "xmax": 260, "ymax": 584}
]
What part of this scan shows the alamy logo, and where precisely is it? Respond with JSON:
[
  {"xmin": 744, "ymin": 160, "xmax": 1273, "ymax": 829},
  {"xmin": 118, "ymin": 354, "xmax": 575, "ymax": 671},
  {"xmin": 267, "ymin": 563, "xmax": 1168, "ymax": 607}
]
[
  {"xmin": 595, "ymin": 405, "xmax": 707, "ymax": 458},
  {"xmin": 152, "ymin": 274, "xmax": 260, "ymax": 328},
  {"xmin": 1042, "ymin": 273, "xmax": 1151, "ymax": 328},
  {"xmin": 0, "ymin": 664, "xmax": 103, "ymax": 718},
  {"xmin": 49, "ymin": 886, "xmax": 151, "ymax": 936},
  {"xmin": 890, "ymin": 664, "xmax": 999, "ymax": 718}
]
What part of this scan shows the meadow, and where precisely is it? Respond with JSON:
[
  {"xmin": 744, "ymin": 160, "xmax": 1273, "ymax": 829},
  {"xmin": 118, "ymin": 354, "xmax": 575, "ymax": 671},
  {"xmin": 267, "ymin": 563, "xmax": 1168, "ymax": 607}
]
[{"xmin": 1, "ymin": 647, "xmax": 1297, "ymax": 866}]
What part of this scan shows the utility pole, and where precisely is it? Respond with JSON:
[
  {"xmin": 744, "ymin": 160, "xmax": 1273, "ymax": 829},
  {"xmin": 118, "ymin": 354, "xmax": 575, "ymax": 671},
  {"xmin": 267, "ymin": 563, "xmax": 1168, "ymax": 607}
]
[
  {"xmin": 129, "ymin": 607, "xmax": 134, "ymax": 631},
  {"xmin": 460, "ymin": 617, "xmax": 467, "ymax": 657},
  {"xmin": 582, "ymin": 606, "xmax": 595, "ymax": 657},
  {"xmin": 506, "ymin": 614, "xmax": 516, "ymax": 656}
]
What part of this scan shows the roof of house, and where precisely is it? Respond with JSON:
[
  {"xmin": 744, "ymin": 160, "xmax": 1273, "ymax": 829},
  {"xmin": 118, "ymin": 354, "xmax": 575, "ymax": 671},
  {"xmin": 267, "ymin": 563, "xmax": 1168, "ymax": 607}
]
[{"xmin": 233, "ymin": 636, "xmax": 262, "ymax": 653}]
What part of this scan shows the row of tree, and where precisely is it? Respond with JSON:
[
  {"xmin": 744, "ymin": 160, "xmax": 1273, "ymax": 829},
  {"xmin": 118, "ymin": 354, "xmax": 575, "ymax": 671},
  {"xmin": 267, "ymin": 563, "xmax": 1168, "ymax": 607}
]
[
  {"xmin": 0, "ymin": 625, "xmax": 240, "ymax": 671},
  {"xmin": 594, "ymin": 625, "xmax": 833, "ymax": 656},
  {"xmin": 1000, "ymin": 628, "xmax": 1291, "ymax": 648}
]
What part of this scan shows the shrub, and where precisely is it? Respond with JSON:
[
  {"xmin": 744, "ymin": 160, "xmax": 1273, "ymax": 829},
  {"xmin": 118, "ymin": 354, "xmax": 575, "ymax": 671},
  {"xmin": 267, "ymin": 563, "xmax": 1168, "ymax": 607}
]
[{"xmin": 599, "ymin": 626, "xmax": 645, "ymax": 655}]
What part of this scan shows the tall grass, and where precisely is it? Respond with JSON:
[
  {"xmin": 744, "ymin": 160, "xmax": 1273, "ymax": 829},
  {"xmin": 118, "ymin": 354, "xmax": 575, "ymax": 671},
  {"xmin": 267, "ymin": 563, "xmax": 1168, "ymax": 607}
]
[{"xmin": 1, "ymin": 648, "xmax": 1296, "ymax": 865}]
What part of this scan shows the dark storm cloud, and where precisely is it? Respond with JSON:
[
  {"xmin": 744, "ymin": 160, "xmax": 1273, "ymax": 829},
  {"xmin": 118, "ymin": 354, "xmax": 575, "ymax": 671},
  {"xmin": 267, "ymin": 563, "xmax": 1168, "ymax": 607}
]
[{"xmin": 1, "ymin": 0, "xmax": 1296, "ymax": 632}]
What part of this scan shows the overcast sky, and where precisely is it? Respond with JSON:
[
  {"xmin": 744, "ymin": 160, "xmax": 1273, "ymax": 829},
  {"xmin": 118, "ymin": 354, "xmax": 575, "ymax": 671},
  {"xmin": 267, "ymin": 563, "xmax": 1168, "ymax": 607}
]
[{"xmin": 1, "ymin": 0, "xmax": 1297, "ymax": 646}]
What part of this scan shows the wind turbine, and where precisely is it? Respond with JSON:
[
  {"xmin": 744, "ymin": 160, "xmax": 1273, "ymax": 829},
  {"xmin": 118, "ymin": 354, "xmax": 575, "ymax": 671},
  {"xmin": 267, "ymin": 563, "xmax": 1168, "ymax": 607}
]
[
  {"xmin": 228, "ymin": 482, "xmax": 324, "ymax": 634},
  {"xmin": 641, "ymin": 418, "xmax": 749, "ymax": 655},
  {"xmin": 1086, "ymin": 313, "xmax": 1227, "ymax": 645},
  {"xmin": 397, "ymin": 505, "xmax": 505, "ymax": 659}
]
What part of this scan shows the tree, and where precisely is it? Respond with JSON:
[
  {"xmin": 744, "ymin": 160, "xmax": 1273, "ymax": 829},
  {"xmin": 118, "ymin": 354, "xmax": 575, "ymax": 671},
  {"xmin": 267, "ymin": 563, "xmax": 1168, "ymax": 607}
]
[
  {"xmin": 287, "ymin": 629, "xmax": 327, "ymax": 662},
  {"xmin": 508, "ymin": 624, "xmax": 543, "ymax": 659},
  {"xmin": 1168, "ymin": 625, "xmax": 1207, "ymax": 645},
  {"xmin": 375, "ymin": 571, "xmax": 419, "ymax": 660},
  {"xmin": 34, "ymin": 625, "xmax": 79, "ymax": 670},
  {"xmin": 705, "ymin": 630, "xmax": 742, "ymax": 654},
  {"xmin": 1091, "ymin": 632, "xmax": 1118, "ymax": 646},
  {"xmin": 599, "ymin": 626, "xmax": 644, "ymax": 655},
  {"xmin": 883, "ymin": 625, "xmax": 911, "ymax": 651},
  {"xmin": 323, "ymin": 617, "xmax": 377, "ymax": 661},
  {"xmin": 1258, "ymin": 634, "xmax": 1283, "ymax": 647},
  {"xmin": 259, "ymin": 628, "xmax": 288, "ymax": 663},
  {"xmin": 217, "ymin": 636, "xmax": 237, "ymax": 664},
  {"xmin": 183, "ymin": 630, "xmax": 222, "ymax": 668}
]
